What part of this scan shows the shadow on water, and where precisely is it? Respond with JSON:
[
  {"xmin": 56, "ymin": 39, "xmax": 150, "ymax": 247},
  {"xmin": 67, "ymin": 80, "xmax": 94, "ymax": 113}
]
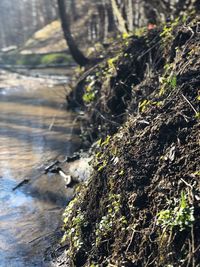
[
  {"xmin": 0, "ymin": 113, "xmax": 80, "ymax": 136},
  {"xmin": 0, "ymin": 93, "xmax": 65, "ymax": 109},
  {"xmin": 0, "ymin": 69, "xmax": 80, "ymax": 266},
  {"xmin": 0, "ymin": 124, "xmax": 80, "ymax": 153}
]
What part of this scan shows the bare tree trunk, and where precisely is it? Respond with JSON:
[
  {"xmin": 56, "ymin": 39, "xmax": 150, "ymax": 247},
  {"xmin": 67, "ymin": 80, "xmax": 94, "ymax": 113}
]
[
  {"xmin": 103, "ymin": 4, "xmax": 109, "ymax": 42},
  {"xmin": 107, "ymin": 1, "xmax": 115, "ymax": 33},
  {"xmin": 110, "ymin": 0, "xmax": 128, "ymax": 34},
  {"xmin": 126, "ymin": 0, "xmax": 133, "ymax": 32},
  {"xmin": 101, "ymin": 0, "xmax": 116, "ymax": 41},
  {"xmin": 70, "ymin": 0, "xmax": 79, "ymax": 21},
  {"xmin": 97, "ymin": 2, "xmax": 106, "ymax": 41},
  {"xmin": 57, "ymin": 0, "xmax": 90, "ymax": 66},
  {"xmin": 31, "ymin": 0, "xmax": 38, "ymax": 30}
]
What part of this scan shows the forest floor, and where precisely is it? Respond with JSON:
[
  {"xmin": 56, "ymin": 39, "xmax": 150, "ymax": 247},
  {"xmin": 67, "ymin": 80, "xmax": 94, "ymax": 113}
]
[{"xmin": 51, "ymin": 15, "xmax": 200, "ymax": 267}]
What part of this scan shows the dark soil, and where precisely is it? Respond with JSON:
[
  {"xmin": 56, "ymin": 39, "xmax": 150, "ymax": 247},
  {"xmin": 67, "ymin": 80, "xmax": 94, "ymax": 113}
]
[{"xmin": 57, "ymin": 15, "xmax": 200, "ymax": 267}]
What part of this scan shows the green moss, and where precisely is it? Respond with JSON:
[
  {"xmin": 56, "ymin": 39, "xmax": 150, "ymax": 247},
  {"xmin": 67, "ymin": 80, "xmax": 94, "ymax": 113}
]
[
  {"xmin": 16, "ymin": 54, "xmax": 42, "ymax": 66},
  {"xmin": 0, "ymin": 52, "xmax": 72, "ymax": 66},
  {"xmin": 40, "ymin": 53, "xmax": 72, "ymax": 65},
  {"xmin": 0, "ymin": 53, "xmax": 40, "ymax": 66}
]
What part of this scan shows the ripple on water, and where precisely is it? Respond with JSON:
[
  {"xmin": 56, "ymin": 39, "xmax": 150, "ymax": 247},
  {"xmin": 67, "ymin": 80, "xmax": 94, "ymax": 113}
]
[{"xmin": 0, "ymin": 70, "xmax": 80, "ymax": 266}]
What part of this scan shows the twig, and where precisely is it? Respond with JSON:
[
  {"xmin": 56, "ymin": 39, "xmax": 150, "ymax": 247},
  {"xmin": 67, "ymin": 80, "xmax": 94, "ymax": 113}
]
[
  {"xmin": 146, "ymin": 256, "xmax": 156, "ymax": 267},
  {"xmin": 144, "ymin": 252, "xmax": 155, "ymax": 267},
  {"xmin": 181, "ymin": 94, "xmax": 198, "ymax": 115},
  {"xmin": 181, "ymin": 26, "xmax": 195, "ymax": 57},
  {"xmin": 137, "ymin": 38, "xmax": 161, "ymax": 61},
  {"xmin": 55, "ymin": 244, "xmax": 68, "ymax": 252},
  {"xmin": 44, "ymin": 160, "xmax": 60, "ymax": 174},
  {"xmin": 93, "ymin": 108, "xmax": 120, "ymax": 126},
  {"xmin": 64, "ymin": 154, "xmax": 80, "ymax": 163},
  {"xmin": 191, "ymin": 226, "xmax": 195, "ymax": 267},
  {"xmin": 58, "ymin": 262, "xmax": 65, "ymax": 266},
  {"xmin": 125, "ymin": 228, "xmax": 136, "ymax": 253},
  {"xmin": 193, "ymin": 244, "xmax": 200, "ymax": 254},
  {"xmin": 28, "ymin": 231, "xmax": 53, "ymax": 244},
  {"xmin": 180, "ymin": 178, "xmax": 193, "ymax": 189},
  {"xmin": 76, "ymin": 61, "xmax": 104, "ymax": 85},
  {"xmin": 49, "ymin": 115, "xmax": 56, "ymax": 131},
  {"xmin": 12, "ymin": 178, "xmax": 30, "ymax": 191},
  {"xmin": 187, "ymin": 238, "xmax": 192, "ymax": 267}
]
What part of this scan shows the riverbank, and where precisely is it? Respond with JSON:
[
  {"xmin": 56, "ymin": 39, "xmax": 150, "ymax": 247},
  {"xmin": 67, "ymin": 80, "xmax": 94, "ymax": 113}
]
[{"xmin": 53, "ymin": 16, "xmax": 200, "ymax": 266}]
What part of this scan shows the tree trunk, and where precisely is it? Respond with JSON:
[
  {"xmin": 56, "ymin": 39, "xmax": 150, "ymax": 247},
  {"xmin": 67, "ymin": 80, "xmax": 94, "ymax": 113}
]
[
  {"xmin": 126, "ymin": 0, "xmax": 133, "ymax": 32},
  {"xmin": 110, "ymin": 0, "xmax": 128, "ymax": 34},
  {"xmin": 57, "ymin": 0, "xmax": 90, "ymax": 66},
  {"xmin": 70, "ymin": 0, "xmax": 79, "ymax": 21}
]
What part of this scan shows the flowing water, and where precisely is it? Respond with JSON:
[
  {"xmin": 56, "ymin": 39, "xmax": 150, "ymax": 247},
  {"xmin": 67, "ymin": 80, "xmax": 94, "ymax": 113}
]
[{"xmin": 0, "ymin": 69, "xmax": 79, "ymax": 267}]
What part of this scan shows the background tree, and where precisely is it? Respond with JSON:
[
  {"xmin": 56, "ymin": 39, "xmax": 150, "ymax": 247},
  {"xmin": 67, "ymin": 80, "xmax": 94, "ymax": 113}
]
[
  {"xmin": 0, "ymin": 0, "xmax": 57, "ymax": 49},
  {"xmin": 57, "ymin": 0, "xmax": 90, "ymax": 66},
  {"xmin": 0, "ymin": 0, "xmax": 199, "ymax": 51}
]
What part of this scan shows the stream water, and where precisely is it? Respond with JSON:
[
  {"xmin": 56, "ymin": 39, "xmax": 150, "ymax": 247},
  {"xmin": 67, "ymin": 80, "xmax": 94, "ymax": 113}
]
[{"xmin": 0, "ymin": 69, "xmax": 79, "ymax": 266}]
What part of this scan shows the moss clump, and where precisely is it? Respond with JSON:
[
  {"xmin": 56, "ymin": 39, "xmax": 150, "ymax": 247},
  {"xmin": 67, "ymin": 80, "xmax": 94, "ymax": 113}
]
[
  {"xmin": 0, "ymin": 53, "xmax": 41, "ymax": 66},
  {"xmin": 0, "ymin": 52, "xmax": 73, "ymax": 66},
  {"xmin": 16, "ymin": 54, "xmax": 42, "ymax": 66},
  {"xmin": 40, "ymin": 53, "xmax": 72, "ymax": 65}
]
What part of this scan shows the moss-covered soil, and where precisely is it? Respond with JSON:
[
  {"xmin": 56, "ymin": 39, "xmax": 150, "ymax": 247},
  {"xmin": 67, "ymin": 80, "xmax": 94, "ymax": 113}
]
[
  {"xmin": 54, "ymin": 15, "xmax": 200, "ymax": 267},
  {"xmin": 0, "ymin": 51, "xmax": 73, "ymax": 67}
]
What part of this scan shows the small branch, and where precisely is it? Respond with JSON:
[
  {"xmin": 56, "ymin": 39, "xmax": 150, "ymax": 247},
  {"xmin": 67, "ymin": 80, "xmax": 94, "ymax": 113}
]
[
  {"xmin": 191, "ymin": 226, "xmax": 195, "ymax": 267},
  {"xmin": 28, "ymin": 231, "xmax": 53, "ymax": 244},
  {"xmin": 181, "ymin": 94, "xmax": 198, "ymax": 115},
  {"xmin": 64, "ymin": 154, "xmax": 80, "ymax": 163},
  {"xmin": 187, "ymin": 238, "xmax": 192, "ymax": 267},
  {"xmin": 125, "ymin": 228, "xmax": 136, "ymax": 253},
  {"xmin": 93, "ymin": 108, "xmax": 120, "ymax": 126},
  {"xmin": 44, "ymin": 160, "xmax": 60, "ymax": 174},
  {"xmin": 49, "ymin": 115, "xmax": 56, "ymax": 131},
  {"xmin": 12, "ymin": 178, "xmax": 29, "ymax": 191},
  {"xmin": 181, "ymin": 178, "xmax": 193, "ymax": 189},
  {"xmin": 194, "ymin": 244, "xmax": 200, "ymax": 254}
]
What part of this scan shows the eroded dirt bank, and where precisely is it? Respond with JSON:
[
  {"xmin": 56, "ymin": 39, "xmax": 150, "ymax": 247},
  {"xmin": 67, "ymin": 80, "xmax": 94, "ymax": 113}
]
[{"xmin": 54, "ymin": 15, "xmax": 200, "ymax": 267}]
